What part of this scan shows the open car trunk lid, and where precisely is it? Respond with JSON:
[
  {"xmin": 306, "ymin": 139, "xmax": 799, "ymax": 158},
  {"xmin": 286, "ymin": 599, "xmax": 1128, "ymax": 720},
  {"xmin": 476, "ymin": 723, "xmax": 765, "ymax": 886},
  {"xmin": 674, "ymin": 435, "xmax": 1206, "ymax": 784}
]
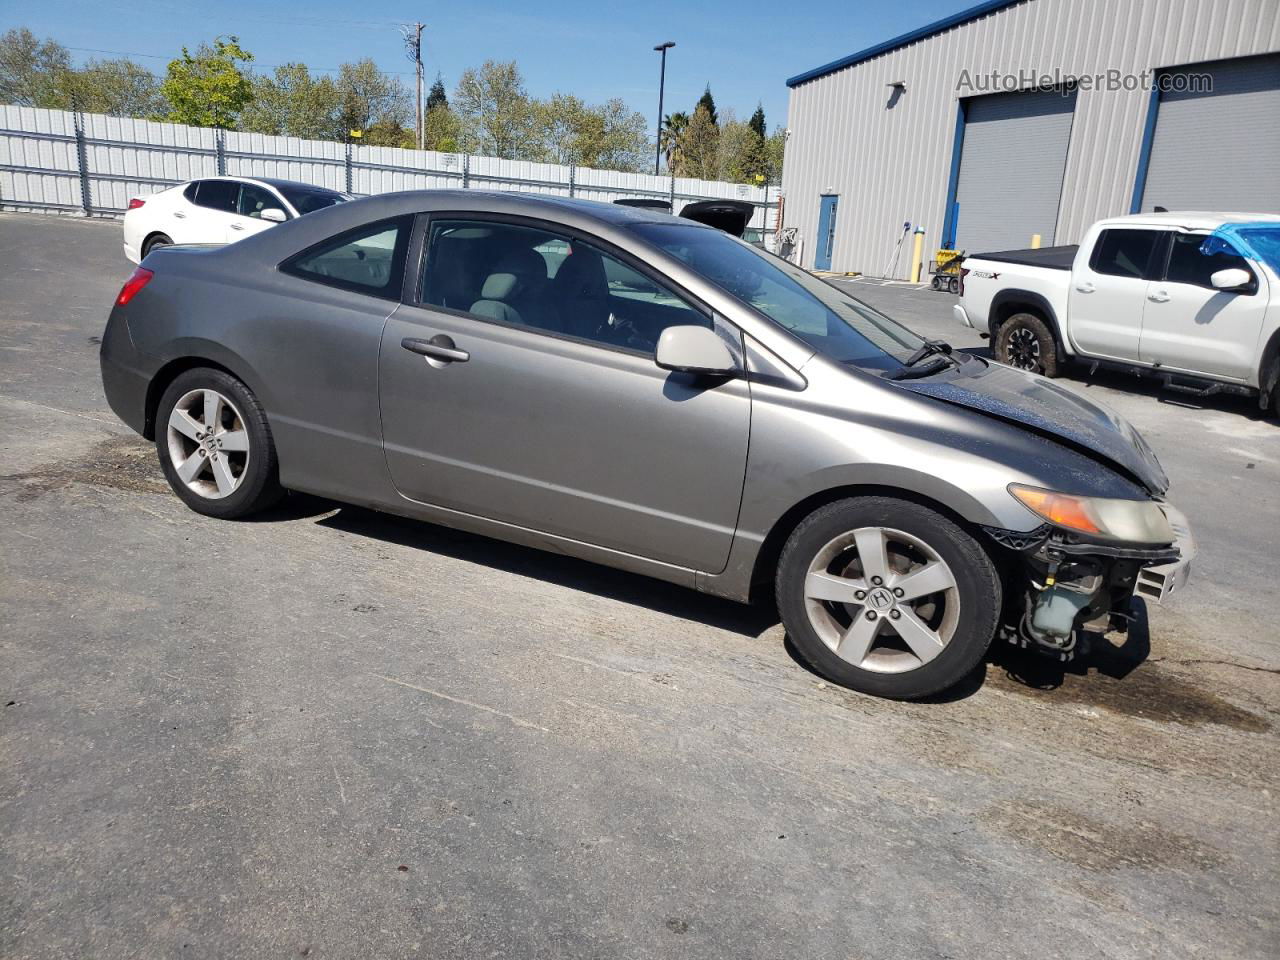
[{"xmin": 679, "ymin": 199, "xmax": 754, "ymax": 238}]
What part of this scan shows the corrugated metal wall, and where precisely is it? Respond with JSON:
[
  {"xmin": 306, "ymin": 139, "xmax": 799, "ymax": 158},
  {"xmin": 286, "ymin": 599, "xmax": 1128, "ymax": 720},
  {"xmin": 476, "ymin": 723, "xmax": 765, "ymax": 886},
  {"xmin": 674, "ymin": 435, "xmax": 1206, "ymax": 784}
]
[
  {"xmin": 0, "ymin": 105, "xmax": 777, "ymax": 237},
  {"xmin": 781, "ymin": 0, "xmax": 1280, "ymax": 276}
]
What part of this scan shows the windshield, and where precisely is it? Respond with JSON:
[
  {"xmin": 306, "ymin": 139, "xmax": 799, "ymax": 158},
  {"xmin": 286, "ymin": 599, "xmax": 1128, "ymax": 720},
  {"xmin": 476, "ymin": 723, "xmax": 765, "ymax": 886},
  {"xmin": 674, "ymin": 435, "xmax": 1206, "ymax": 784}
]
[
  {"xmin": 632, "ymin": 223, "xmax": 923, "ymax": 372},
  {"xmin": 278, "ymin": 185, "xmax": 348, "ymax": 215}
]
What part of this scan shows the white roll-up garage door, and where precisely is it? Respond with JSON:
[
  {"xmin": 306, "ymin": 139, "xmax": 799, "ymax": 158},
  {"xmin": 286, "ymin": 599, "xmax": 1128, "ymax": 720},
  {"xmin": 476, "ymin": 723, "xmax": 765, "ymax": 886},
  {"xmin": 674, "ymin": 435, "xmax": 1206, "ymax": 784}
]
[
  {"xmin": 952, "ymin": 88, "xmax": 1076, "ymax": 255},
  {"xmin": 1139, "ymin": 53, "xmax": 1280, "ymax": 214}
]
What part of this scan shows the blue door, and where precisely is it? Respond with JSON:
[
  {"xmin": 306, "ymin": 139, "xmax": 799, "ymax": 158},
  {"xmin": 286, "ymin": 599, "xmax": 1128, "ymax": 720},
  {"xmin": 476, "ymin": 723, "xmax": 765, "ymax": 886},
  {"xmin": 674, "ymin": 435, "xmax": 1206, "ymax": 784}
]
[{"xmin": 815, "ymin": 195, "xmax": 839, "ymax": 270}]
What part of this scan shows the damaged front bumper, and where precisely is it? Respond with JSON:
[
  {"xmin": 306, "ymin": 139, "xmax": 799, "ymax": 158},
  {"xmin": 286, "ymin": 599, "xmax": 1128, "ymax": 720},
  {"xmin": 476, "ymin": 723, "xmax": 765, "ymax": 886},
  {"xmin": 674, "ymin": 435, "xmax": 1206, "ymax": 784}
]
[
  {"xmin": 1133, "ymin": 505, "xmax": 1195, "ymax": 604},
  {"xmin": 984, "ymin": 504, "xmax": 1194, "ymax": 658}
]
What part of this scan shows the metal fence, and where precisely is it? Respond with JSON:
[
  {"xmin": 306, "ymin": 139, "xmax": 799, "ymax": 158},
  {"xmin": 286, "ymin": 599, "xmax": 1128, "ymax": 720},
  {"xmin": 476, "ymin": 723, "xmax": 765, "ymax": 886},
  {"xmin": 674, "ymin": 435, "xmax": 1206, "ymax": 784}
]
[{"xmin": 0, "ymin": 105, "xmax": 778, "ymax": 241}]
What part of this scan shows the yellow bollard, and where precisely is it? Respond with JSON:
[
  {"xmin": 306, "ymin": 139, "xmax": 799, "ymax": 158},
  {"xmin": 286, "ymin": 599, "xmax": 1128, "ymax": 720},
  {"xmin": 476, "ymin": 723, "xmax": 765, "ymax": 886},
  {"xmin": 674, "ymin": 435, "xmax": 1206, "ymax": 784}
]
[
  {"xmin": 1030, "ymin": 233, "xmax": 1042, "ymax": 249},
  {"xmin": 910, "ymin": 227, "xmax": 925, "ymax": 283}
]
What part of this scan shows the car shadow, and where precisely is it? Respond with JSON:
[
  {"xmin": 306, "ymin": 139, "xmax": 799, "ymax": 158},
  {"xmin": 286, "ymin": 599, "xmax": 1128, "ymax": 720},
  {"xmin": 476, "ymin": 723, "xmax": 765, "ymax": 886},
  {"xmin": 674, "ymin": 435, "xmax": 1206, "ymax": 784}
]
[
  {"xmin": 258, "ymin": 494, "xmax": 1157, "ymax": 704},
  {"xmin": 1059, "ymin": 364, "xmax": 1269, "ymax": 419},
  {"xmin": 311, "ymin": 503, "xmax": 780, "ymax": 638}
]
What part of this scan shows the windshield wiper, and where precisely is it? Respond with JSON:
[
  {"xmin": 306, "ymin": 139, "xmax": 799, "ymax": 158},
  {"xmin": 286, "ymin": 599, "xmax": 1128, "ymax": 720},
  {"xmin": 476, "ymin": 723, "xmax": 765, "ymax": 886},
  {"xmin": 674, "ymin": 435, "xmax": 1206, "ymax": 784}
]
[{"xmin": 886, "ymin": 339, "xmax": 958, "ymax": 380}]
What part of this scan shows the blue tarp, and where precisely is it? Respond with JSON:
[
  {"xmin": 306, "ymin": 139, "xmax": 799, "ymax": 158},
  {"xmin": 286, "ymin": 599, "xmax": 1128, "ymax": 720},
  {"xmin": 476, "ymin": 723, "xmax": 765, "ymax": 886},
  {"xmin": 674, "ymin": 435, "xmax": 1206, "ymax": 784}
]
[{"xmin": 1200, "ymin": 222, "xmax": 1280, "ymax": 274}]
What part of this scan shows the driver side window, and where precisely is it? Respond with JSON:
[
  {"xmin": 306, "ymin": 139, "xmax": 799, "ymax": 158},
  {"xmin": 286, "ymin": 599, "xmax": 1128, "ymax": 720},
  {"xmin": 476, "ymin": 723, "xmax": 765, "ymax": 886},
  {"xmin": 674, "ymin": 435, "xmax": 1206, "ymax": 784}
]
[{"xmin": 418, "ymin": 219, "xmax": 709, "ymax": 354}]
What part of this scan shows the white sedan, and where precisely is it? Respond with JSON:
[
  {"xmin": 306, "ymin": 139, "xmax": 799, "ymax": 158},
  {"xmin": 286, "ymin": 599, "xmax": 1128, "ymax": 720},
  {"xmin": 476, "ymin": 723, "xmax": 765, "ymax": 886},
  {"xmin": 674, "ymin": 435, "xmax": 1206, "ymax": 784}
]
[{"xmin": 122, "ymin": 176, "xmax": 350, "ymax": 263}]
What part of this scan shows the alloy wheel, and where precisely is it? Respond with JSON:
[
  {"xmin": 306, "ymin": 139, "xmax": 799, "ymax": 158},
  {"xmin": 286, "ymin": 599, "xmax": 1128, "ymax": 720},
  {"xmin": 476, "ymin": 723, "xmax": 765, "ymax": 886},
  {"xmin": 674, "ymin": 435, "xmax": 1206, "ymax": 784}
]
[
  {"xmin": 1007, "ymin": 326, "xmax": 1041, "ymax": 370},
  {"xmin": 165, "ymin": 388, "xmax": 251, "ymax": 499},
  {"xmin": 803, "ymin": 526, "xmax": 961, "ymax": 674}
]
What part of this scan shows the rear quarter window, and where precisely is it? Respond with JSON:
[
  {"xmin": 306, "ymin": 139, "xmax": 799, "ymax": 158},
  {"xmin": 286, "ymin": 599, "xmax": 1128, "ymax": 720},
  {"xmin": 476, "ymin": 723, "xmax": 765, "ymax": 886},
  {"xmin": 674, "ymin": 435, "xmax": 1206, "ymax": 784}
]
[
  {"xmin": 281, "ymin": 216, "xmax": 412, "ymax": 299},
  {"xmin": 1090, "ymin": 229, "xmax": 1162, "ymax": 279}
]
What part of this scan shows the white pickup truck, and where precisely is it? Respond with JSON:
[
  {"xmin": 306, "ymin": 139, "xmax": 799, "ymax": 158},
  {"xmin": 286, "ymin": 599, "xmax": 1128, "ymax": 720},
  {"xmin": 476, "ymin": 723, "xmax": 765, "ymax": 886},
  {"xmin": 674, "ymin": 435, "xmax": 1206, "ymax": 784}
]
[{"xmin": 954, "ymin": 213, "xmax": 1280, "ymax": 416}]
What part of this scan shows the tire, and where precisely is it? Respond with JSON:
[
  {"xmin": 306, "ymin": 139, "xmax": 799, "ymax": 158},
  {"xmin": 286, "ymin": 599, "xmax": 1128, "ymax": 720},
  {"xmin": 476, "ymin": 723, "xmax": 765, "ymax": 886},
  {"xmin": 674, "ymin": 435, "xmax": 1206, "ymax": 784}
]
[
  {"xmin": 776, "ymin": 497, "xmax": 1001, "ymax": 700},
  {"xmin": 142, "ymin": 233, "xmax": 172, "ymax": 257},
  {"xmin": 947, "ymin": 275, "xmax": 959, "ymax": 294},
  {"xmin": 154, "ymin": 368, "xmax": 283, "ymax": 519},
  {"xmin": 995, "ymin": 311, "xmax": 1060, "ymax": 377},
  {"xmin": 930, "ymin": 276, "xmax": 941, "ymax": 291}
]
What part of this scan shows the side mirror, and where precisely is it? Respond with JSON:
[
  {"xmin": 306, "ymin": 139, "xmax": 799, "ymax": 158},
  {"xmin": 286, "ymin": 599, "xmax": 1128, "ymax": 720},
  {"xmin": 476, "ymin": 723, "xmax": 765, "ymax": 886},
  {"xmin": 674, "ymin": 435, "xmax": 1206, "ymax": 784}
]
[
  {"xmin": 655, "ymin": 325, "xmax": 738, "ymax": 376},
  {"xmin": 1210, "ymin": 267, "xmax": 1251, "ymax": 291},
  {"xmin": 260, "ymin": 208, "xmax": 287, "ymax": 224}
]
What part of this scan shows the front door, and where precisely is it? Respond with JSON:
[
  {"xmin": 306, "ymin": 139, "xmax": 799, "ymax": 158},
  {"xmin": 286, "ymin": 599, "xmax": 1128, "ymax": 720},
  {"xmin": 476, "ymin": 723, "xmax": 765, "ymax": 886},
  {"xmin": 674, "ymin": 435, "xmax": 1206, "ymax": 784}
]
[
  {"xmin": 1139, "ymin": 231, "xmax": 1269, "ymax": 381},
  {"xmin": 225, "ymin": 182, "xmax": 283, "ymax": 244},
  {"xmin": 378, "ymin": 216, "xmax": 751, "ymax": 573},
  {"xmin": 815, "ymin": 195, "xmax": 839, "ymax": 270},
  {"xmin": 1068, "ymin": 226, "xmax": 1162, "ymax": 362}
]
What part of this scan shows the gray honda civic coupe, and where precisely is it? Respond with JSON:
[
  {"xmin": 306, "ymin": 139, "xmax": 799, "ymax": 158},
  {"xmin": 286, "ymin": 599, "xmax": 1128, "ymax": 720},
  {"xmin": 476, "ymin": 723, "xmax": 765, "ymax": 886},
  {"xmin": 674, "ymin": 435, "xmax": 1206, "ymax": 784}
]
[{"xmin": 100, "ymin": 191, "xmax": 1193, "ymax": 700}]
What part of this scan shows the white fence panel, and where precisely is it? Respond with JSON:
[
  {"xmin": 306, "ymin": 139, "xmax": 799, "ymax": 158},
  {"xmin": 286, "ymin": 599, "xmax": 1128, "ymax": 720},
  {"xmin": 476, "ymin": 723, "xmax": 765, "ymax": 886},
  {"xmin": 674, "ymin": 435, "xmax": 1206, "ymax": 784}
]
[
  {"xmin": 224, "ymin": 131, "xmax": 346, "ymax": 193},
  {"xmin": 1, "ymin": 105, "xmax": 776, "ymax": 240}
]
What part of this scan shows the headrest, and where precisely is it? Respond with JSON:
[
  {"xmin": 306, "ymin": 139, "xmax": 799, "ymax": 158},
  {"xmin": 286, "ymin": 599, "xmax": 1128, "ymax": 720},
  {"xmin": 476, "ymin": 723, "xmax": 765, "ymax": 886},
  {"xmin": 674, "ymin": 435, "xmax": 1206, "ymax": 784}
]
[
  {"xmin": 480, "ymin": 271, "xmax": 520, "ymax": 301},
  {"xmin": 479, "ymin": 248, "xmax": 546, "ymax": 301}
]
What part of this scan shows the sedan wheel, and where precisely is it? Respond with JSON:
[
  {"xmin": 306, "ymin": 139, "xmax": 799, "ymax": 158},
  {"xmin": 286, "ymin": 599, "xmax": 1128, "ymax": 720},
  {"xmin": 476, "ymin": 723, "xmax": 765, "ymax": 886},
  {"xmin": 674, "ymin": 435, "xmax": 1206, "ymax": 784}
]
[
  {"xmin": 155, "ymin": 368, "xmax": 283, "ymax": 519},
  {"xmin": 777, "ymin": 497, "xmax": 1001, "ymax": 700},
  {"xmin": 166, "ymin": 388, "xmax": 250, "ymax": 500},
  {"xmin": 803, "ymin": 526, "xmax": 960, "ymax": 675}
]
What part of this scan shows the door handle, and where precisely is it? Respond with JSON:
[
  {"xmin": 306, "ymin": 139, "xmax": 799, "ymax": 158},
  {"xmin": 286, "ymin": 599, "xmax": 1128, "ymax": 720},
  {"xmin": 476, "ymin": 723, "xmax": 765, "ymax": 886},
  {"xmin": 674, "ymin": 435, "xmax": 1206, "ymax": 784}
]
[
  {"xmin": 402, "ymin": 336, "xmax": 469, "ymax": 363},
  {"xmin": 173, "ymin": 211, "xmax": 186, "ymax": 219},
  {"xmin": 1147, "ymin": 290, "xmax": 1170, "ymax": 303},
  {"xmin": 229, "ymin": 222, "xmax": 244, "ymax": 231},
  {"xmin": 1075, "ymin": 282, "xmax": 1095, "ymax": 293}
]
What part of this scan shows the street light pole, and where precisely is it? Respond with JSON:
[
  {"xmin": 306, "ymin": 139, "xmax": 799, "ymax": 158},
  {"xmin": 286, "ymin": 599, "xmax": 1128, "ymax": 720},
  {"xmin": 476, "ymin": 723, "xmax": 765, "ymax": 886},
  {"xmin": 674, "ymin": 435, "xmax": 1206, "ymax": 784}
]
[{"xmin": 653, "ymin": 41, "xmax": 675, "ymax": 175}]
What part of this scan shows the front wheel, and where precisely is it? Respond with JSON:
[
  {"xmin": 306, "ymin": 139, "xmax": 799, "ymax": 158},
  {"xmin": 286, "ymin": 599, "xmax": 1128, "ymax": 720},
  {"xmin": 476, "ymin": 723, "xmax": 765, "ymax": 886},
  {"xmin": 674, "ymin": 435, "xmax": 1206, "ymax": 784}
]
[
  {"xmin": 776, "ymin": 497, "xmax": 1002, "ymax": 700},
  {"xmin": 155, "ymin": 368, "xmax": 283, "ymax": 519},
  {"xmin": 995, "ymin": 312, "xmax": 1060, "ymax": 377}
]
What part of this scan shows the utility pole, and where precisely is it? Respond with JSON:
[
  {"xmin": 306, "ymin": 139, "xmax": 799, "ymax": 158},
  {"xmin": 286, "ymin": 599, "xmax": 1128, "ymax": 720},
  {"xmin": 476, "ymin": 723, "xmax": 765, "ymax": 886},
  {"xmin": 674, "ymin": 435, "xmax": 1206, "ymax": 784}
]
[
  {"xmin": 653, "ymin": 42, "xmax": 675, "ymax": 175},
  {"xmin": 403, "ymin": 23, "xmax": 425, "ymax": 149}
]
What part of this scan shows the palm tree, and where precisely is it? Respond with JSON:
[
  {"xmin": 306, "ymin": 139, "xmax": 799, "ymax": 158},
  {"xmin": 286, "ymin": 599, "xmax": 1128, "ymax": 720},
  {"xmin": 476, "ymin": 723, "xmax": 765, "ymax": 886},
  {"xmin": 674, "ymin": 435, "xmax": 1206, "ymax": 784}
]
[{"xmin": 660, "ymin": 111, "xmax": 689, "ymax": 174}]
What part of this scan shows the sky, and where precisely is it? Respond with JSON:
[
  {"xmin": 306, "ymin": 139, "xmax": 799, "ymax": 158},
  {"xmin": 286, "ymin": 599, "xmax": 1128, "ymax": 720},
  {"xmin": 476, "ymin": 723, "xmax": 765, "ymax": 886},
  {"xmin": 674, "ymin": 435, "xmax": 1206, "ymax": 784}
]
[{"xmin": 11, "ymin": 0, "xmax": 973, "ymax": 134}]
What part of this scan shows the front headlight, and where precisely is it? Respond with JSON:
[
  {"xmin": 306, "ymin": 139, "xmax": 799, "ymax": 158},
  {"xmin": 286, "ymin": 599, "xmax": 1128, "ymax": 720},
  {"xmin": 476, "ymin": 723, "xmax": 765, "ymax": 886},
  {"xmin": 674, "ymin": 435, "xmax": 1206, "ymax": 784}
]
[{"xmin": 1008, "ymin": 484, "xmax": 1175, "ymax": 544}]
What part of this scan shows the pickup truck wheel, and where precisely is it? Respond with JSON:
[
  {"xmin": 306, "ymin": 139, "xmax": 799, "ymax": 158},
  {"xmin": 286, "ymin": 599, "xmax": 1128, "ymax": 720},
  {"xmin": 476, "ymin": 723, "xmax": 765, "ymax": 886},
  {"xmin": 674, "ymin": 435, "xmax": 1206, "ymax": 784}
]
[
  {"xmin": 776, "ymin": 497, "xmax": 1001, "ymax": 700},
  {"xmin": 996, "ymin": 312, "xmax": 1060, "ymax": 378}
]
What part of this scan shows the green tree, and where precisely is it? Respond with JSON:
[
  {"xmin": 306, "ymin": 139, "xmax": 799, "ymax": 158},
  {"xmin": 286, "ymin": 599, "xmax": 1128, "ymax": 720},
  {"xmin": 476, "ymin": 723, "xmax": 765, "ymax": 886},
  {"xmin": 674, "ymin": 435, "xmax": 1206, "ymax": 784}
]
[
  {"xmin": 425, "ymin": 73, "xmax": 448, "ymax": 112},
  {"xmin": 681, "ymin": 104, "xmax": 720, "ymax": 179},
  {"xmin": 0, "ymin": 27, "xmax": 72, "ymax": 107},
  {"xmin": 336, "ymin": 58, "xmax": 410, "ymax": 136},
  {"xmin": 58, "ymin": 58, "xmax": 166, "ymax": 117},
  {"xmin": 453, "ymin": 60, "xmax": 538, "ymax": 159},
  {"xmin": 424, "ymin": 103, "xmax": 460, "ymax": 152},
  {"xmin": 241, "ymin": 63, "xmax": 342, "ymax": 139},
  {"xmin": 161, "ymin": 36, "xmax": 254, "ymax": 128},
  {"xmin": 748, "ymin": 104, "xmax": 765, "ymax": 140},
  {"xmin": 660, "ymin": 111, "xmax": 689, "ymax": 174},
  {"xmin": 590, "ymin": 98, "xmax": 649, "ymax": 172},
  {"xmin": 764, "ymin": 128, "xmax": 786, "ymax": 183},
  {"xmin": 695, "ymin": 85, "xmax": 718, "ymax": 126}
]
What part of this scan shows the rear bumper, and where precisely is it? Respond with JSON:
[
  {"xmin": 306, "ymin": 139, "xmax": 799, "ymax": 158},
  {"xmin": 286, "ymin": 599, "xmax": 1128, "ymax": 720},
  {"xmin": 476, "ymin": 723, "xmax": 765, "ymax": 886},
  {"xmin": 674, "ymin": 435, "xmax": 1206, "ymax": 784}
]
[
  {"xmin": 1134, "ymin": 505, "xmax": 1195, "ymax": 604},
  {"xmin": 122, "ymin": 241, "xmax": 140, "ymax": 264},
  {"xmin": 953, "ymin": 303, "xmax": 974, "ymax": 329},
  {"xmin": 99, "ymin": 310, "xmax": 152, "ymax": 437}
]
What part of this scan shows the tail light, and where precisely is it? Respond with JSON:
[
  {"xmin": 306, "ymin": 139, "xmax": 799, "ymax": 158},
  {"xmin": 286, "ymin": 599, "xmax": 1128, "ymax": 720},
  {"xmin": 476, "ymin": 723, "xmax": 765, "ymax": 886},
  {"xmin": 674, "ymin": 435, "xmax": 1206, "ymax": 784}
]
[
  {"xmin": 116, "ymin": 267, "xmax": 154, "ymax": 306},
  {"xmin": 128, "ymin": 197, "xmax": 146, "ymax": 210},
  {"xmin": 958, "ymin": 267, "xmax": 969, "ymax": 297}
]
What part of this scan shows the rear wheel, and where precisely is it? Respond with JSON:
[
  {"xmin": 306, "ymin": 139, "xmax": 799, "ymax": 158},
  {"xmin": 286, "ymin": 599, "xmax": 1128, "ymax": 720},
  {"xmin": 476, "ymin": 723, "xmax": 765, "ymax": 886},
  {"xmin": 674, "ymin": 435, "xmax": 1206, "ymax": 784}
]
[
  {"xmin": 142, "ymin": 233, "xmax": 172, "ymax": 257},
  {"xmin": 776, "ymin": 497, "xmax": 1001, "ymax": 700},
  {"xmin": 996, "ymin": 311, "xmax": 1060, "ymax": 377},
  {"xmin": 155, "ymin": 368, "xmax": 283, "ymax": 519}
]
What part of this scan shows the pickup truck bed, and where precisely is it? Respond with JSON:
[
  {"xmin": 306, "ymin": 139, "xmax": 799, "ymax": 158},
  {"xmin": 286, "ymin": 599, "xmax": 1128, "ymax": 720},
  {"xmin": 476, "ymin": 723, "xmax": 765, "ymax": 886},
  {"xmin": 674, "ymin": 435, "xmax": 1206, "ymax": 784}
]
[{"xmin": 967, "ymin": 245, "xmax": 1079, "ymax": 270}]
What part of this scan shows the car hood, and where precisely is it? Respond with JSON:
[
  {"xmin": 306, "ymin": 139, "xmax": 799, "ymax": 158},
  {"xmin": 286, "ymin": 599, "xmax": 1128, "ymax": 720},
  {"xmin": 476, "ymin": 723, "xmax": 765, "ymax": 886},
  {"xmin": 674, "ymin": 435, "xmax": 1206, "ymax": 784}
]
[{"xmin": 896, "ymin": 361, "xmax": 1169, "ymax": 495}]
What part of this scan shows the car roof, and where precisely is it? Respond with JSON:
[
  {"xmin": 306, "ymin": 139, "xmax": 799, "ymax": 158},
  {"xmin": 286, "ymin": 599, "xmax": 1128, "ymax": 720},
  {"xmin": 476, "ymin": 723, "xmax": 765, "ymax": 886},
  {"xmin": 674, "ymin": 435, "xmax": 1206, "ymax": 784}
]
[
  {"xmin": 185, "ymin": 175, "xmax": 343, "ymax": 194},
  {"xmin": 1096, "ymin": 211, "xmax": 1280, "ymax": 231}
]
